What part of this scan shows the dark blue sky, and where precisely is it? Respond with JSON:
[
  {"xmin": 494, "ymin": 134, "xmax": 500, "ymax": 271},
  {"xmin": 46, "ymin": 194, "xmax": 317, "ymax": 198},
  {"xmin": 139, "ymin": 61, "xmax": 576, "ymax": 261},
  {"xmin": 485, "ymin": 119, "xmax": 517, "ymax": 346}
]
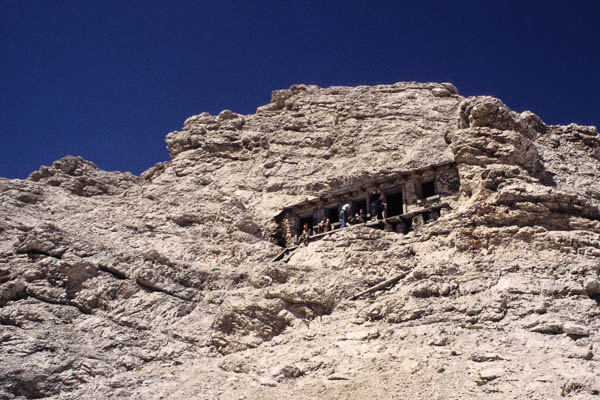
[{"xmin": 2, "ymin": 1, "xmax": 599, "ymax": 178}]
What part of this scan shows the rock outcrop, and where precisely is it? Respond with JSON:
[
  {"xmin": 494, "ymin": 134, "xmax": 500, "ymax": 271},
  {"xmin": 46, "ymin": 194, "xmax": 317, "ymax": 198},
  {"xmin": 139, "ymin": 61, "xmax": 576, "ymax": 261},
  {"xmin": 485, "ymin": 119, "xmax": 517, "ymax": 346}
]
[
  {"xmin": 1, "ymin": 82, "xmax": 599, "ymax": 399},
  {"xmin": 28, "ymin": 155, "xmax": 137, "ymax": 197}
]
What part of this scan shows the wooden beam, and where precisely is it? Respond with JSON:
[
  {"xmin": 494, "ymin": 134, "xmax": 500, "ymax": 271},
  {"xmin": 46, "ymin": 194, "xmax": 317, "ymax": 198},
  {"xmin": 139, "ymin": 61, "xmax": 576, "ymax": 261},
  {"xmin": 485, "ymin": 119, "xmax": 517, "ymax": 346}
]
[
  {"xmin": 348, "ymin": 270, "xmax": 411, "ymax": 300},
  {"xmin": 270, "ymin": 246, "xmax": 299, "ymax": 262}
]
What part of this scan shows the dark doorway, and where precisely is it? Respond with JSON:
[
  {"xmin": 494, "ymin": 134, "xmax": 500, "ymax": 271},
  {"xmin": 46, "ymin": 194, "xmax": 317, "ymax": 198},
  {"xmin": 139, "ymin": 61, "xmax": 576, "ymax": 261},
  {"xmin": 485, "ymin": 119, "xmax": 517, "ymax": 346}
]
[
  {"xmin": 421, "ymin": 181, "xmax": 436, "ymax": 198},
  {"xmin": 386, "ymin": 191, "xmax": 404, "ymax": 217},
  {"xmin": 352, "ymin": 199, "xmax": 367, "ymax": 217},
  {"xmin": 326, "ymin": 207, "xmax": 339, "ymax": 223},
  {"xmin": 299, "ymin": 215, "xmax": 314, "ymax": 235}
]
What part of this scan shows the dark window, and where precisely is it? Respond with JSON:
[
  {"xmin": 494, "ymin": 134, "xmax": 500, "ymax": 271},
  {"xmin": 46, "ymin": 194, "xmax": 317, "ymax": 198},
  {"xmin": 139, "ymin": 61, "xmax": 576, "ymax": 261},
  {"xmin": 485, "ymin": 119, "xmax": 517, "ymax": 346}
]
[
  {"xmin": 421, "ymin": 181, "xmax": 436, "ymax": 198},
  {"xmin": 352, "ymin": 199, "xmax": 367, "ymax": 217},
  {"xmin": 299, "ymin": 215, "xmax": 314, "ymax": 235},
  {"xmin": 385, "ymin": 191, "xmax": 404, "ymax": 217},
  {"xmin": 326, "ymin": 207, "xmax": 339, "ymax": 223}
]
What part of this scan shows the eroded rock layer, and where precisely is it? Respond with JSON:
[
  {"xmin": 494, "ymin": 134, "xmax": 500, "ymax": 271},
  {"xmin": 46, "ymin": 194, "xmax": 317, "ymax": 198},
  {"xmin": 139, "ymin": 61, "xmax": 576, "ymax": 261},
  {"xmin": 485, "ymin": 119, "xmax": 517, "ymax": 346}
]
[{"xmin": 1, "ymin": 82, "xmax": 599, "ymax": 399}]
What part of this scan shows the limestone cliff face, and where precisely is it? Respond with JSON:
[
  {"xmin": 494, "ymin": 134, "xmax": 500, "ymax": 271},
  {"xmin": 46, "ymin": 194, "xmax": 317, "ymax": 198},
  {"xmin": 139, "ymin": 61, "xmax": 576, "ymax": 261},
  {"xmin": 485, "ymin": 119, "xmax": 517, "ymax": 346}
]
[
  {"xmin": 1, "ymin": 82, "xmax": 599, "ymax": 399},
  {"xmin": 28, "ymin": 155, "xmax": 137, "ymax": 197}
]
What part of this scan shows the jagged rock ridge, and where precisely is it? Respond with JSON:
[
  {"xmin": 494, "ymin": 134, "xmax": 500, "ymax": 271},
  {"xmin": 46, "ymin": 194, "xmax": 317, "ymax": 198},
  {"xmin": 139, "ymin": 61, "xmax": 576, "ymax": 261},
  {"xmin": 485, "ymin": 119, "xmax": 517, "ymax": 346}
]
[{"xmin": 0, "ymin": 82, "xmax": 599, "ymax": 399}]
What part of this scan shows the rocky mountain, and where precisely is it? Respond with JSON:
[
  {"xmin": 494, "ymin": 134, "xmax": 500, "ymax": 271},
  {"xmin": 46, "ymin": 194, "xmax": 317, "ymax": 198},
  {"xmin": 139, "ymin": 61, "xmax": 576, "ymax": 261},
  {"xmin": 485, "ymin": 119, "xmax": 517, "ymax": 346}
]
[{"xmin": 1, "ymin": 82, "xmax": 599, "ymax": 399}]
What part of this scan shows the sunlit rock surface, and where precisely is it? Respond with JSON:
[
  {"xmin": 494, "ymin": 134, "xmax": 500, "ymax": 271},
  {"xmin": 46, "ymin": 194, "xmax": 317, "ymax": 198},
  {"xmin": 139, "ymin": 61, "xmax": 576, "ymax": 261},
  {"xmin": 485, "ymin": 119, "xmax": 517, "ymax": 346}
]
[{"xmin": 1, "ymin": 82, "xmax": 599, "ymax": 399}]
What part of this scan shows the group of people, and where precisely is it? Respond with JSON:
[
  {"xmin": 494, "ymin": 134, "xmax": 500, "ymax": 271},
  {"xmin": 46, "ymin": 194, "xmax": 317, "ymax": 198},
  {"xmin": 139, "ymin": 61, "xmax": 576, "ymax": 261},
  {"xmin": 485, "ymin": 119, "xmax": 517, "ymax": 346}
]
[
  {"xmin": 297, "ymin": 194, "xmax": 388, "ymax": 246},
  {"xmin": 340, "ymin": 194, "xmax": 388, "ymax": 227},
  {"xmin": 339, "ymin": 205, "xmax": 368, "ymax": 228}
]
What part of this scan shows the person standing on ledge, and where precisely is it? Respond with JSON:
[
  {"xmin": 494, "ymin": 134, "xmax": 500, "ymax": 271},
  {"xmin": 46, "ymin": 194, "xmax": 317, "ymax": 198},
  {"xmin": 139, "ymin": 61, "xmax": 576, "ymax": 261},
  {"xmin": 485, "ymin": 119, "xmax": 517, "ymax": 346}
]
[
  {"xmin": 340, "ymin": 204, "xmax": 351, "ymax": 228},
  {"xmin": 375, "ymin": 194, "xmax": 387, "ymax": 220}
]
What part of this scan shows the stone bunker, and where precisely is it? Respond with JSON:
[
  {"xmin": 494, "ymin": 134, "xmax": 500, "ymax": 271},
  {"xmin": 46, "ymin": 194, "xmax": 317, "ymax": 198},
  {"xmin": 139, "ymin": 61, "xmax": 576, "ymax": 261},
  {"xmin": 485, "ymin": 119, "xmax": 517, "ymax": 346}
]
[{"xmin": 274, "ymin": 161, "xmax": 460, "ymax": 248}]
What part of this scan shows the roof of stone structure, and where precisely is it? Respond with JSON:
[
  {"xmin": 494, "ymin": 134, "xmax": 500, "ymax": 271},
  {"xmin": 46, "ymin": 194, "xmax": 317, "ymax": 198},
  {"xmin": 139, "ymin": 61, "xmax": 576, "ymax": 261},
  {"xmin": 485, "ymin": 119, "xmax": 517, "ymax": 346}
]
[{"xmin": 281, "ymin": 160, "xmax": 455, "ymax": 212}]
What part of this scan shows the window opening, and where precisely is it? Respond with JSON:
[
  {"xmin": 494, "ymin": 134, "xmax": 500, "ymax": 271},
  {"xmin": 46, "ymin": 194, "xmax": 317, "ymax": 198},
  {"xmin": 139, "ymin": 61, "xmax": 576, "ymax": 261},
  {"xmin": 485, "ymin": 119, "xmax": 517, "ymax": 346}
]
[
  {"xmin": 352, "ymin": 199, "xmax": 367, "ymax": 218},
  {"xmin": 385, "ymin": 191, "xmax": 404, "ymax": 217},
  {"xmin": 421, "ymin": 181, "xmax": 436, "ymax": 198},
  {"xmin": 326, "ymin": 207, "xmax": 339, "ymax": 223}
]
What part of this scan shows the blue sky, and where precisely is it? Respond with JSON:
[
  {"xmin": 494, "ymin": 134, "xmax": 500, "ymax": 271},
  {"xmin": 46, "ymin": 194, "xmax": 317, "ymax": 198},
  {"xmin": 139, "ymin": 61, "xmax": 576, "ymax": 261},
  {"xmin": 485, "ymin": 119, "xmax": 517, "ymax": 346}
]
[{"xmin": 2, "ymin": 0, "xmax": 599, "ymax": 178}]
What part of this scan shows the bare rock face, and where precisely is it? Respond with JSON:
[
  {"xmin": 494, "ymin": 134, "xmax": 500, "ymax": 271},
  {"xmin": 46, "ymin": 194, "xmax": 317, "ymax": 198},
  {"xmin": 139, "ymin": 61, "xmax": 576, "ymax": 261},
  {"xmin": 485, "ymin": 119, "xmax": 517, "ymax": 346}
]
[
  {"xmin": 160, "ymin": 82, "xmax": 459, "ymax": 204},
  {"xmin": 28, "ymin": 155, "xmax": 137, "ymax": 196},
  {"xmin": 1, "ymin": 82, "xmax": 600, "ymax": 399}
]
